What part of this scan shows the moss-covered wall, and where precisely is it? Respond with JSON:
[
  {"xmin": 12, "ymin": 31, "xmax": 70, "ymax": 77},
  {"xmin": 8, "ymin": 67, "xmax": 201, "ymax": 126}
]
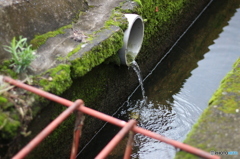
[
  {"xmin": 133, "ymin": 0, "xmax": 211, "ymax": 77},
  {"xmin": 1, "ymin": 0, "xmax": 211, "ymax": 158},
  {"xmin": 209, "ymin": 59, "xmax": 240, "ymax": 114},
  {"xmin": 175, "ymin": 58, "xmax": 240, "ymax": 159}
]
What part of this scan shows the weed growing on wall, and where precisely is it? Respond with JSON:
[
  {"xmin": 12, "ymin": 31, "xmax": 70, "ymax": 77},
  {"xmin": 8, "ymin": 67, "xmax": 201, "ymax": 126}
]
[
  {"xmin": 3, "ymin": 36, "xmax": 36, "ymax": 73},
  {"xmin": 133, "ymin": 0, "xmax": 143, "ymax": 7}
]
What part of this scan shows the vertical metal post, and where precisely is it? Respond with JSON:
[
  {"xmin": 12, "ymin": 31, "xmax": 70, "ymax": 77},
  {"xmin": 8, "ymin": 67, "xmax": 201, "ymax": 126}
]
[
  {"xmin": 123, "ymin": 129, "xmax": 136, "ymax": 159},
  {"xmin": 12, "ymin": 100, "xmax": 83, "ymax": 159},
  {"xmin": 95, "ymin": 120, "xmax": 137, "ymax": 159},
  {"xmin": 70, "ymin": 109, "xmax": 85, "ymax": 159}
]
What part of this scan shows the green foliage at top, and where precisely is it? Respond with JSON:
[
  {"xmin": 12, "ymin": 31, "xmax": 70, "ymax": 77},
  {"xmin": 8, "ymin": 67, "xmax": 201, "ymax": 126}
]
[
  {"xmin": 3, "ymin": 36, "xmax": 36, "ymax": 74},
  {"xmin": 103, "ymin": 9, "xmax": 128, "ymax": 31},
  {"xmin": 134, "ymin": 0, "xmax": 190, "ymax": 49}
]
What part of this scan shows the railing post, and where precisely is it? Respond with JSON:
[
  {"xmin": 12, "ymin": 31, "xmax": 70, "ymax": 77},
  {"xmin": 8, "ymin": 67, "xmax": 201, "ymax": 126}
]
[
  {"xmin": 123, "ymin": 127, "xmax": 136, "ymax": 159},
  {"xmin": 70, "ymin": 103, "xmax": 85, "ymax": 159},
  {"xmin": 95, "ymin": 120, "xmax": 137, "ymax": 159},
  {"xmin": 12, "ymin": 100, "xmax": 83, "ymax": 159}
]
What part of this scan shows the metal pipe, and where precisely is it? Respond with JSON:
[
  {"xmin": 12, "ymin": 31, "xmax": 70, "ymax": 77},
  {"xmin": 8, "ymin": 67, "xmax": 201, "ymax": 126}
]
[
  {"xmin": 124, "ymin": 129, "xmax": 135, "ymax": 159},
  {"xmin": 95, "ymin": 120, "xmax": 137, "ymax": 159},
  {"xmin": 3, "ymin": 77, "xmax": 220, "ymax": 159},
  {"xmin": 70, "ymin": 111, "xmax": 85, "ymax": 159},
  {"xmin": 3, "ymin": 76, "xmax": 73, "ymax": 106},
  {"xmin": 12, "ymin": 100, "xmax": 83, "ymax": 159},
  {"xmin": 132, "ymin": 126, "xmax": 220, "ymax": 159}
]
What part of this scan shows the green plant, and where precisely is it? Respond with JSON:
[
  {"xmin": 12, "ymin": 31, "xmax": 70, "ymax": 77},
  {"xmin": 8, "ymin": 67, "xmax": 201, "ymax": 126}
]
[
  {"xmin": 3, "ymin": 36, "xmax": 36, "ymax": 73},
  {"xmin": 133, "ymin": 0, "xmax": 143, "ymax": 7}
]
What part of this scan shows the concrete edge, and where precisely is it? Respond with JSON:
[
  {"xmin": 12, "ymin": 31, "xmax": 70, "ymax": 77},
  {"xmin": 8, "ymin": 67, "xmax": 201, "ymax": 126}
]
[{"xmin": 175, "ymin": 58, "xmax": 240, "ymax": 159}]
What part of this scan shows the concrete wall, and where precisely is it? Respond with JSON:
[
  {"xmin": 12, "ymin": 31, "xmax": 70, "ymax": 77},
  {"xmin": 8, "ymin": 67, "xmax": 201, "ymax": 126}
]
[{"xmin": 0, "ymin": 0, "xmax": 88, "ymax": 61}]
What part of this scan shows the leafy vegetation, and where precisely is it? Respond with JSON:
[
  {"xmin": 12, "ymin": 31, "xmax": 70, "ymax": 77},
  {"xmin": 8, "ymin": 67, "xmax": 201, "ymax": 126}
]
[
  {"xmin": 3, "ymin": 36, "xmax": 35, "ymax": 73},
  {"xmin": 133, "ymin": 0, "xmax": 143, "ymax": 7}
]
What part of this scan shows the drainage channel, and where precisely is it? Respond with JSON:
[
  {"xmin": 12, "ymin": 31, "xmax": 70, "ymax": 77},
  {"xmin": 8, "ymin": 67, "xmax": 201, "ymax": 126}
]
[{"xmin": 77, "ymin": 0, "xmax": 240, "ymax": 158}]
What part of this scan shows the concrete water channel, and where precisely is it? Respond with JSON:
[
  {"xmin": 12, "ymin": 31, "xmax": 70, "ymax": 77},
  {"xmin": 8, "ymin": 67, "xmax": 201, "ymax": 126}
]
[
  {"xmin": 77, "ymin": 1, "xmax": 240, "ymax": 158},
  {"xmin": 0, "ymin": 0, "xmax": 239, "ymax": 158},
  {"xmin": 1, "ymin": 0, "xmax": 211, "ymax": 158}
]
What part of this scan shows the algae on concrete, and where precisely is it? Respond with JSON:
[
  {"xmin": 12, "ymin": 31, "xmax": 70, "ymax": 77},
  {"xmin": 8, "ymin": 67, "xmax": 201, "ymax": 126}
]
[
  {"xmin": 30, "ymin": 25, "xmax": 72, "ymax": 50},
  {"xmin": 0, "ymin": 98, "xmax": 20, "ymax": 140},
  {"xmin": 175, "ymin": 58, "xmax": 240, "ymax": 159},
  {"xmin": 70, "ymin": 28, "xmax": 124, "ymax": 77}
]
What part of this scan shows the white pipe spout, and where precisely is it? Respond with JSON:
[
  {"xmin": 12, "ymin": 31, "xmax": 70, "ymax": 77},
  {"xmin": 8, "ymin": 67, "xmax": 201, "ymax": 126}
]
[{"xmin": 118, "ymin": 14, "xmax": 144, "ymax": 66}]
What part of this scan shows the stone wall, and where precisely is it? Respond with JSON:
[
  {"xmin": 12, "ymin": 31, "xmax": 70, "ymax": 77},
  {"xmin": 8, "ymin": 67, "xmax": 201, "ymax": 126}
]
[{"xmin": 0, "ymin": 0, "xmax": 88, "ymax": 61}]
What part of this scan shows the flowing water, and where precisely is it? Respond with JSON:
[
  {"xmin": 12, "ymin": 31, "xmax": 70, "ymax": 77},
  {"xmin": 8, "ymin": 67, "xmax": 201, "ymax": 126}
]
[
  {"xmin": 130, "ymin": 60, "xmax": 147, "ymax": 115},
  {"xmin": 77, "ymin": 0, "xmax": 240, "ymax": 158}
]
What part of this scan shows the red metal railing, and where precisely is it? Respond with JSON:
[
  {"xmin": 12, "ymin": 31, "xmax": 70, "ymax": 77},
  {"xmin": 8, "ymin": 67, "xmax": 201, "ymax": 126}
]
[
  {"xmin": 2, "ymin": 76, "xmax": 220, "ymax": 159},
  {"xmin": 12, "ymin": 100, "xmax": 84, "ymax": 159}
]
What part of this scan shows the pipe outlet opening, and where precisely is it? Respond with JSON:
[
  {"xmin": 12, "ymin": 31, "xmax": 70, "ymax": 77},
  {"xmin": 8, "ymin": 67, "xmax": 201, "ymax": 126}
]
[{"xmin": 118, "ymin": 14, "xmax": 144, "ymax": 66}]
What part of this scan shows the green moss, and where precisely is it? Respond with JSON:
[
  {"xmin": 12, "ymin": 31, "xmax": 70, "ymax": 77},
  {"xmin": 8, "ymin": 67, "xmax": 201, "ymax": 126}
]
[
  {"xmin": 35, "ymin": 64, "xmax": 72, "ymax": 95},
  {"xmin": 0, "ymin": 111, "xmax": 20, "ymax": 140},
  {"xmin": 209, "ymin": 58, "xmax": 240, "ymax": 113},
  {"xmin": 175, "ymin": 151, "xmax": 197, "ymax": 159},
  {"xmin": 67, "ymin": 43, "xmax": 83, "ymax": 58},
  {"xmin": 25, "ymin": 102, "xmax": 76, "ymax": 159},
  {"xmin": 70, "ymin": 30, "xmax": 123, "ymax": 78},
  {"xmin": 103, "ymin": 53, "xmax": 121, "ymax": 66},
  {"xmin": 133, "ymin": 0, "xmax": 143, "ymax": 7},
  {"xmin": 103, "ymin": 10, "xmax": 128, "ymax": 31},
  {"xmin": 0, "ymin": 96, "xmax": 15, "ymax": 112},
  {"xmin": 30, "ymin": 24, "xmax": 72, "ymax": 49},
  {"xmin": 175, "ymin": 106, "xmax": 216, "ymax": 159},
  {"xmin": 0, "ymin": 75, "xmax": 20, "ymax": 141},
  {"xmin": 0, "ymin": 60, "xmax": 18, "ymax": 78},
  {"xmin": 130, "ymin": 0, "xmax": 197, "ymax": 61},
  {"xmin": 0, "ymin": 96, "xmax": 7, "ymax": 103}
]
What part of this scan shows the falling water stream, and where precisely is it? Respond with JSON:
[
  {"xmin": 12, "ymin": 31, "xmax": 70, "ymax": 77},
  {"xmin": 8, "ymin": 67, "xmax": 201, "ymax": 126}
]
[
  {"xmin": 130, "ymin": 60, "xmax": 147, "ymax": 114},
  {"xmin": 77, "ymin": 0, "xmax": 240, "ymax": 158}
]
